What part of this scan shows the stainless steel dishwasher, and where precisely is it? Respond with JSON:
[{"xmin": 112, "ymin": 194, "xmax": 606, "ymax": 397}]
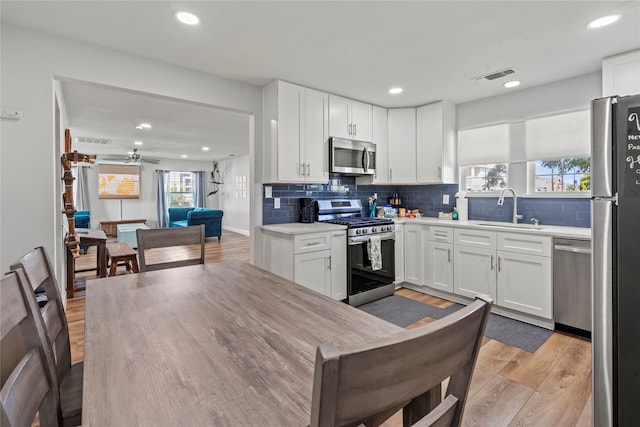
[{"xmin": 553, "ymin": 238, "xmax": 592, "ymax": 334}]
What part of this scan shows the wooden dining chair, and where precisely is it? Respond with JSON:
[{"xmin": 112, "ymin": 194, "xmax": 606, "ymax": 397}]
[
  {"xmin": 310, "ymin": 295, "xmax": 493, "ymax": 427},
  {"xmin": 1, "ymin": 270, "xmax": 59, "ymax": 427},
  {"xmin": 136, "ymin": 225, "xmax": 206, "ymax": 272},
  {"xmin": 10, "ymin": 247, "xmax": 83, "ymax": 427}
]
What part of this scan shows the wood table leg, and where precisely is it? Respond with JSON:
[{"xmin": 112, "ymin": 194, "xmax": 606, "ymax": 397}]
[
  {"xmin": 66, "ymin": 246, "xmax": 75, "ymax": 298},
  {"xmin": 97, "ymin": 241, "xmax": 107, "ymax": 278},
  {"xmin": 131, "ymin": 257, "xmax": 139, "ymax": 273}
]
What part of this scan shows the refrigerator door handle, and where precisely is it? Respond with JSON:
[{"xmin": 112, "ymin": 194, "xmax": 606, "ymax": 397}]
[
  {"xmin": 592, "ymin": 199, "xmax": 614, "ymax": 427},
  {"xmin": 591, "ymin": 97, "xmax": 614, "ymax": 198}
]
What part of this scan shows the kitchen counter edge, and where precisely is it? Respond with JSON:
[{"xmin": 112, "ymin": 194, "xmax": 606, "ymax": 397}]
[
  {"xmin": 393, "ymin": 217, "xmax": 591, "ymax": 240},
  {"xmin": 260, "ymin": 222, "xmax": 347, "ymax": 235}
]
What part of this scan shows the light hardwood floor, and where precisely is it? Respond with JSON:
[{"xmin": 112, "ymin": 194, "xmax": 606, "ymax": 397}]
[{"xmin": 66, "ymin": 231, "xmax": 591, "ymax": 426}]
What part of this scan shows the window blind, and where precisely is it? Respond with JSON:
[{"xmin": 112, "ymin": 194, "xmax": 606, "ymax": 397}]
[
  {"xmin": 98, "ymin": 163, "xmax": 140, "ymax": 199},
  {"xmin": 458, "ymin": 124, "xmax": 510, "ymax": 166},
  {"xmin": 525, "ymin": 110, "xmax": 590, "ymax": 161}
]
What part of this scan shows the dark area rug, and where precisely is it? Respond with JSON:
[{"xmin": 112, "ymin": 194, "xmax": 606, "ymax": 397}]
[{"xmin": 359, "ymin": 295, "xmax": 552, "ymax": 353}]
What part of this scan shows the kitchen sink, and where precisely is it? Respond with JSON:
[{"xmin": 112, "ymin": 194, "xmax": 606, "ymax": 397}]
[{"xmin": 476, "ymin": 222, "xmax": 545, "ymax": 230}]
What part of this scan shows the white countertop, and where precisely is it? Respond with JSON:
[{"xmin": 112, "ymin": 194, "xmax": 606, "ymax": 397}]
[
  {"xmin": 260, "ymin": 222, "xmax": 347, "ymax": 235},
  {"xmin": 393, "ymin": 217, "xmax": 591, "ymax": 240}
]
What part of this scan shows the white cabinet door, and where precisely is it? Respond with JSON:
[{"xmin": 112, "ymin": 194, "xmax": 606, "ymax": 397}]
[
  {"xmin": 416, "ymin": 101, "xmax": 456, "ymax": 184},
  {"xmin": 294, "ymin": 249, "xmax": 331, "ymax": 295},
  {"xmin": 602, "ymin": 50, "xmax": 640, "ymax": 97},
  {"xmin": 497, "ymin": 251, "xmax": 552, "ymax": 318},
  {"xmin": 371, "ymin": 105, "xmax": 388, "ymax": 183},
  {"xmin": 387, "ymin": 108, "xmax": 416, "ymax": 184},
  {"xmin": 394, "ymin": 224, "xmax": 404, "ymax": 283},
  {"xmin": 328, "ymin": 94, "xmax": 351, "ymax": 139},
  {"xmin": 416, "ymin": 102, "xmax": 444, "ymax": 183},
  {"xmin": 403, "ymin": 224, "xmax": 423, "ymax": 285},
  {"xmin": 426, "ymin": 241, "xmax": 454, "ymax": 293},
  {"xmin": 350, "ymin": 100, "xmax": 373, "ymax": 142},
  {"xmin": 304, "ymin": 88, "xmax": 329, "ymax": 182},
  {"xmin": 277, "ymin": 81, "xmax": 304, "ymax": 182},
  {"xmin": 330, "ymin": 231, "xmax": 347, "ymax": 301},
  {"xmin": 454, "ymin": 245, "xmax": 496, "ymax": 300}
]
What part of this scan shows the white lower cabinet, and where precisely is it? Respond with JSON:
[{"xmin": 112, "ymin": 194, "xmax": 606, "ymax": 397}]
[
  {"xmin": 452, "ymin": 228, "xmax": 552, "ymax": 319},
  {"xmin": 294, "ymin": 250, "xmax": 331, "ymax": 296},
  {"xmin": 330, "ymin": 231, "xmax": 347, "ymax": 300},
  {"xmin": 261, "ymin": 228, "xmax": 346, "ymax": 300},
  {"xmin": 453, "ymin": 245, "xmax": 496, "ymax": 299},
  {"xmin": 496, "ymin": 250, "xmax": 552, "ymax": 318},
  {"xmin": 424, "ymin": 226, "xmax": 454, "ymax": 293},
  {"xmin": 394, "ymin": 224, "xmax": 404, "ymax": 283},
  {"xmin": 403, "ymin": 224, "xmax": 423, "ymax": 285}
]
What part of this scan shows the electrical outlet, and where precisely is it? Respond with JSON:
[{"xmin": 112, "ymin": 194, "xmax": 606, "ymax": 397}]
[
  {"xmin": 265, "ymin": 186, "xmax": 272, "ymax": 198},
  {"xmin": 443, "ymin": 194, "xmax": 450, "ymax": 204},
  {"xmin": 274, "ymin": 198, "xmax": 280, "ymax": 209}
]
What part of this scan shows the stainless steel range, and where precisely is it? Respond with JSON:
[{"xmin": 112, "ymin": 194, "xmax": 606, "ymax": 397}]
[{"xmin": 317, "ymin": 200, "xmax": 396, "ymax": 306}]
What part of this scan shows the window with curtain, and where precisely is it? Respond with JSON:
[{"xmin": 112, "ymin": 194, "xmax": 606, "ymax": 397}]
[
  {"xmin": 458, "ymin": 124, "xmax": 510, "ymax": 192},
  {"xmin": 525, "ymin": 110, "xmax": 591, "ymax": 193},
  {"xmin": 167, "ymin": 171, "xmax": 195, "ymax": 207}
]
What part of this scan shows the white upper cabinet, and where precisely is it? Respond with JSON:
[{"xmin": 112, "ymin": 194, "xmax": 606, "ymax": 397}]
[
  {"xmin": 417, "ymin": 101, "xmax": 457, "ymax": 184},
  {"xmin": 263, "ymin": 80, "xmax": 328, "ymax": 183},
  {"xmin": 329, "ymin": 94, "xmax": 373, "ymax": 142},
  {"xmin": 602, "ymin": 50, "xmax": 640, "ymax": 97},
  {"xmin": 372, "ymin": 105, "xmax": 388, "ymax": 184},
  {"xmin": 387, "ymin": 108, "xmax": 417, "ymax": 184}
]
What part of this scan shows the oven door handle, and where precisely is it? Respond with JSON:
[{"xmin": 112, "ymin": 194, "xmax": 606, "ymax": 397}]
[{"xmin": 348, "ymin": 233, "xmax": 395, "ymax": 245}]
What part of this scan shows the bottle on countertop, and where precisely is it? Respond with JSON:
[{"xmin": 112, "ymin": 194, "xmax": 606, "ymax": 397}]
[{"xmin": 452, "ymin": 207, "xmax": 459, "ymax": 220}]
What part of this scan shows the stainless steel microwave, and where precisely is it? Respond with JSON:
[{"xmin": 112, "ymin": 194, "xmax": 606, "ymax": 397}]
[{"xmin": 329, "ymin": 137, "xmax": 376, "ymax": 175}]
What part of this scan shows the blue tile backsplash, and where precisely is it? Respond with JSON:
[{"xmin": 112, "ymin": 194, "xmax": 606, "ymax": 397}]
[{"xmin": 262, "ymin": 175, "xmax": 591, "ymax": 228}]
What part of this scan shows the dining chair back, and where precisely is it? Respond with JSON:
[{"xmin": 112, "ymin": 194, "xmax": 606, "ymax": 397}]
[
  {"xmin": 10, "ymin": 247, "xmax": 83, "ymax": 426},
  {"xmin": 310, "ymin": 295, "xmax": 493, "ymax": 427},
  {"xmin": 1, "ymin": 270, "xmax": 59, "ymax": 427},
  {"xmin": 136, "ymin": 225, "xmax": 206, "ymax": 272}
]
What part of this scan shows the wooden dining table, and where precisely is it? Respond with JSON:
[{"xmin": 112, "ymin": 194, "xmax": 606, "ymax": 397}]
[{"xmin": 82, "ymin": 261, "xmax": 406, "ymax": 426}]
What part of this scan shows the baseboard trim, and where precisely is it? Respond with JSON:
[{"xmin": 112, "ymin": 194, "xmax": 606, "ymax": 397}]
[{"xmin": 222, "ymin": 226, "xmax": 250, "ymax": 236}]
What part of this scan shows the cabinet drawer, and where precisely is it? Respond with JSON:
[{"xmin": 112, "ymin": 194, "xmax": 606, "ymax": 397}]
[
  {"xmin": 294, "ymin": 232, "xmax": 331, "ymax": 254},
  {"xmin": 497, "ymin": 233, "xmax": 551, "ymax": 257},
  {"xmin": 429, "ymin": 226, "xmax": 453, "ymax": 243},
  {"xmin": 454, "ymin": 229, "xmax": 496, "ymax": 249}
]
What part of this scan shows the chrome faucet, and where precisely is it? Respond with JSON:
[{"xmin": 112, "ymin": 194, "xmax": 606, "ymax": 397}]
[{"xmin": 497, "ymin": 187, "xmax": 523, "ymax": 224}]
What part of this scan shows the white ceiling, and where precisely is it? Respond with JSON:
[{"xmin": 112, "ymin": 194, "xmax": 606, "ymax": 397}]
[{"xmin": 3, "ymin": 1, "xmax": 639, "ymax": 160}]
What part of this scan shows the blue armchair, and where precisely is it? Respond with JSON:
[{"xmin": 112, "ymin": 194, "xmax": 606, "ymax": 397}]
[
  {"xmin": 168, "ymin": 207, "xmax": 223, "ymax": 240},
  {"xmin": 75, "ymin": 210, "xmax": 90, "ymax": 253}
]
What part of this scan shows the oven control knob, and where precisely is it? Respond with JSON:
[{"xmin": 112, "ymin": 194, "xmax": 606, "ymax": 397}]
[
  {"xmin": 386, "ymin": 226, "xmax": 392, "ymax": 231},
  {"xmin": 362, "ymin": 229, "xmax": 368, "ymax": 234},
  {"xmin": 356, "ymin": 229, "xmax": 361, "ymax": 235},
  {"xmin": 371, "ymin": 227, "xmax": 377, "ymax": 233}
]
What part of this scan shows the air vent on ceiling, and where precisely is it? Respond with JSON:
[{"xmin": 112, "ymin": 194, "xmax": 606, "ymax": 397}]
[
  {"xmin": 472, "ymin": 68, "xmax": 517, "ymax": 83},
  {"xmin": 75, "ymin": 136, "xmax": 112, "ymax": 145}
]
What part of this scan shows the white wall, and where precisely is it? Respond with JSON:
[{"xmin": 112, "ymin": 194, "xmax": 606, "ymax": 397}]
[
  {"xmin": 208, "ymin": 155, "xmax": 251, "ymax": 235},
  {"xmin": 82, "ymin": 158, "xmax": 213, "ymax": 228},
  {"xmin": 0, "ymin": 24, "xmax": 263, "ymax": 281},
  {"xmin": 456, "ymin": 72, "xmax": 602, "ymax": 129}
]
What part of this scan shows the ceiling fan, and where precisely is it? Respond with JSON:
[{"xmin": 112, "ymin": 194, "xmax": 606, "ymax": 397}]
[{"xmin": 103, "ymin": 148, "xmax": 160, "ymax": 164}]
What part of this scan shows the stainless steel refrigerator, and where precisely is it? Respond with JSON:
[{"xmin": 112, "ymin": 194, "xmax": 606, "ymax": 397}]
[{"xmin": 592, "ymin": 94, "xmax": 640, "ymax": 427}]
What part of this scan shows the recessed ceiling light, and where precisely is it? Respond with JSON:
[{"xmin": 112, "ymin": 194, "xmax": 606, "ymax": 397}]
[
  {"xmin": 389, "ymin": 87, "xmax": 403, "ymax": 94},
  {"xmin": 181, "ymin": 154, "xmax": 188, "ymax": 158},
  {"xmin": 134, "ymin": 141, "xmax": 143, "ymax": 146},
  {"xmin": 127, "ymin": 151, "xmax": 134, "ymax": 155},
  {"xmin": 587, "ymin": 15, "xmax": 621, "ymax": 29},
  {"xmin": 139, "ymin": 123, "xmax": 151, "ymax": 129},
  {"xmin": 175, "ymin": 11, "xmax": 200, "ymax": 25},
  {"xmin": 202, "ymin": 146, "xmax": 210, "ymax": 151},
  {"xmin": 136, "ymin": 125, "xmax": 143, "ymax": 130},
  {"xmin": 504, "ymin": 80, "xmax": 521, "ymax": 88}
]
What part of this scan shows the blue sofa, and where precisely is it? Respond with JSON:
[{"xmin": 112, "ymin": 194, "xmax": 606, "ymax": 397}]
[{"xmin": 168, "ymin": 207, "xmax": 223, "ymax": 240}]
